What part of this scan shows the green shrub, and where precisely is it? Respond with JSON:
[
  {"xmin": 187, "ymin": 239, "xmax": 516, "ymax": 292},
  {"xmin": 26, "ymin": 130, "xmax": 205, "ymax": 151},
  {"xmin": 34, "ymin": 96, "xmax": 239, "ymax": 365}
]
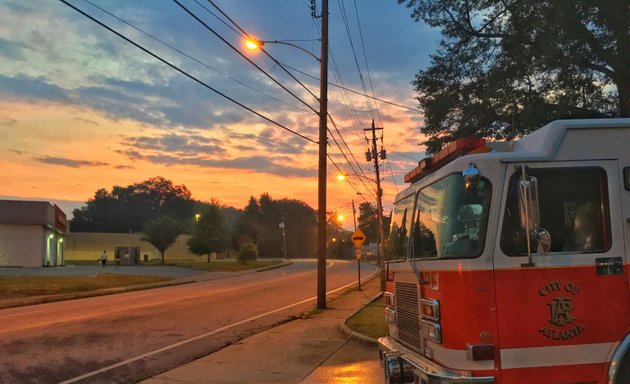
[{"xmin": 237, "ymin": 242, "xmax": 259, "ymax": 264}]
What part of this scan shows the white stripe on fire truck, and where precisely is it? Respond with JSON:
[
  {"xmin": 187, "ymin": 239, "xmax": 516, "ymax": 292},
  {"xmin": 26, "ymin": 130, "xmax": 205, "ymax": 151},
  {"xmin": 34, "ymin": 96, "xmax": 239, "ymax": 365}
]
[
  {"xmin": 500, "ymin": 342, "xmax": 615, "ymax": 369},
  {"xmin": 427, "ymin": 342, "xmax": 495, "ymax": 371}
]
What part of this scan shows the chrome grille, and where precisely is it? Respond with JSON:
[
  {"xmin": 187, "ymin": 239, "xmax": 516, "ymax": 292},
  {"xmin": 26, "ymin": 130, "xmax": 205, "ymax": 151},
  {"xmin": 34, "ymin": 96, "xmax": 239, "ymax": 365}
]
[{"xmin": 395, "ymin": 281, "xmax": 422, "ymax": 351}]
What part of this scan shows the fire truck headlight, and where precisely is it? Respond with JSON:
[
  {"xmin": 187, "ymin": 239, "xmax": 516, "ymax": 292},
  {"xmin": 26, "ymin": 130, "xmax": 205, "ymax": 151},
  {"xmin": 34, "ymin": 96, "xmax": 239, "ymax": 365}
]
[
  {"xmin": 420, "ymin": 298, "xmax": 440, "ymax": 321},
  {"xmin": 421, "ymin": 320, "xmax": 442, "ymax": 344}
]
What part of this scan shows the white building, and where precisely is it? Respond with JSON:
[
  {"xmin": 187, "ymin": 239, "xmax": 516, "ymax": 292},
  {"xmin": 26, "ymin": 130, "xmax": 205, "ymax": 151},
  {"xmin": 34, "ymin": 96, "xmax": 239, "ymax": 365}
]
[{"xmin": 0, "ymin": 200, "xmax": 69, "ymax": 267}]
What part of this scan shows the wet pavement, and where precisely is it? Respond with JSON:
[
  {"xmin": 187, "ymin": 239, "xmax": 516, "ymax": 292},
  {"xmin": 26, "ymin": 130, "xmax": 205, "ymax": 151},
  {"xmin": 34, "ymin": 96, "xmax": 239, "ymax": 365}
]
[{"xmin": 142, "ymin": 275, "xmax": 385, "ymax": 384}]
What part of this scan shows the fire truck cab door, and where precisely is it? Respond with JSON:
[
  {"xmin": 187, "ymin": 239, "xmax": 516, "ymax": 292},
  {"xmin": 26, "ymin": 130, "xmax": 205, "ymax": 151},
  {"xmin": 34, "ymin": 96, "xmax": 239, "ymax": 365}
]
[{"xmin": 493, "ymin": 160, "xmax": 629, "ymax": 383}]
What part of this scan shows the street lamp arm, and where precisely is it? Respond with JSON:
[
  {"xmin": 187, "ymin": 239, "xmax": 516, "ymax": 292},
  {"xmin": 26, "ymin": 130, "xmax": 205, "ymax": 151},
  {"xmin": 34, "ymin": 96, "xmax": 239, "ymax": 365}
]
[
  {"xmin": 337, "ymin": 172, "xmax": 376, "ymax": 183},
  {"xmin": 248, "ymin": 38, "xmax": 321, "ymax": 62},
  {"xmin": 262, "ymin": 40, "xmax": 321, "ymax": 62}
]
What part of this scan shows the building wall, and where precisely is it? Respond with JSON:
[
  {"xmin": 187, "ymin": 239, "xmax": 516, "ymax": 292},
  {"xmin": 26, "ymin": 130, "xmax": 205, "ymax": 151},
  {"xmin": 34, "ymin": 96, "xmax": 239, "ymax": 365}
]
[
  {"xmin": 64, "ymin": 232, "xmax": 199, "ymax": 261},
  {"xmin": 0, "ymin": 224, "xmax": 45, "ymax": 267}
]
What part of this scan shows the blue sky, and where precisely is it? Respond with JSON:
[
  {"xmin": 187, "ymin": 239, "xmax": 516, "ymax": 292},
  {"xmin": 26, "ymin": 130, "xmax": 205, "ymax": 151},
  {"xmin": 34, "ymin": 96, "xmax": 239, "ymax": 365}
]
[{"xmin": 0, "ymin": 0, "xmax": 439, "ymax": 225}]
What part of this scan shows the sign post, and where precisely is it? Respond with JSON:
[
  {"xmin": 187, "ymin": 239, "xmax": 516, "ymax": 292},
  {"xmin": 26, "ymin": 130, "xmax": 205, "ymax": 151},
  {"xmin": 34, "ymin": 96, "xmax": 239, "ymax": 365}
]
[{"xmin": 351, "ymin": 228, "xmax": 366, "ymax": 290}]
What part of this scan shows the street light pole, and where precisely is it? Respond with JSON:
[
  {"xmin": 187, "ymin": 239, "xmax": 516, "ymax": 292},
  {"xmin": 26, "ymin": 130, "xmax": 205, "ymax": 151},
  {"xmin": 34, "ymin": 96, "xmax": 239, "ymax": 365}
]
[
  {"xmin": 316, "ymin": 0, "xmax": 329, "ymax": 310},
  {"xmin": 243, "ymin": 3, "xmax": 328, "ymax": 309}
]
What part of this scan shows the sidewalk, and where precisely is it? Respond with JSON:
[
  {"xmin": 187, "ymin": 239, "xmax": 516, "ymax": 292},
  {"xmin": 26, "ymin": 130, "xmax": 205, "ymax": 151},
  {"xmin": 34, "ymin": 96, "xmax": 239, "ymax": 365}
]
[{"xmin": 142, "ymin": 276, "xmax": 385, "ymax": 384}]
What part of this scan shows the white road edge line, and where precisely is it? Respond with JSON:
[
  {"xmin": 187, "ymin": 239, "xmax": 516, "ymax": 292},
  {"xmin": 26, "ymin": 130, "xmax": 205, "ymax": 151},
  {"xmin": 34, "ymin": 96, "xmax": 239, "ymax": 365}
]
[
  {"xmin": 0, "ymin": 309, "xmax": 42, "ymax": 320},
  {"xmin": 59, "ymin": 270, "xmax": 377, "ymax": 384}
]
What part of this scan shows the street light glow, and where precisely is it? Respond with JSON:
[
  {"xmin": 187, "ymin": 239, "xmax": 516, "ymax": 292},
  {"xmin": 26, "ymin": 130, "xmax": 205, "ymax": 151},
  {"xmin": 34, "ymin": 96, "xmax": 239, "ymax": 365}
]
[
  {"xmin": 337, "ymin": 213, "xmax": 344, "ymax": 222},
  {"xmin": 336, "ymin": 173, "xmax": 346, "ymax": 181},
  {"xmin": 245, "ymin": 38, "xmax": 261, "ymax": 50}
]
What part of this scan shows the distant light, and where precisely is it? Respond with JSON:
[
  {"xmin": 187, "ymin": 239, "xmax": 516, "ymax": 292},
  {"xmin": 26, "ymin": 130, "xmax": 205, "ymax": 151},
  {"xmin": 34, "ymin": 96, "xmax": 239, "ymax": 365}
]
[
  {"xmin": 58, "ymin": 238, "xmax": 64, "ymax": 243},
  {"xmin": 337, "ymin": 213, "xmax": 344, "ymax": 222},
  {"xmin": 195, "ymin": 214, "xmax": 201, "ymax": 222},
  {"xmin": 48, "ymin": 234, "xmax": 54, "ymax": 239},
  {"xmin": 245, "ymin": 39, "xmax": 261, "ymax": 50},
  {"xmin": 336, "ymin": 174, "xmax": 346, "ymax": 181}
]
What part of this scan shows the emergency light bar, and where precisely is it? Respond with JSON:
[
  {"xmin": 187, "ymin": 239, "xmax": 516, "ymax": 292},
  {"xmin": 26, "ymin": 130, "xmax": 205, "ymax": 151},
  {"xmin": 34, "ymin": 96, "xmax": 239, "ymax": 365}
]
[{"xmin": 404, "ymin": 138, "xmax": 487, "ymax": 183}]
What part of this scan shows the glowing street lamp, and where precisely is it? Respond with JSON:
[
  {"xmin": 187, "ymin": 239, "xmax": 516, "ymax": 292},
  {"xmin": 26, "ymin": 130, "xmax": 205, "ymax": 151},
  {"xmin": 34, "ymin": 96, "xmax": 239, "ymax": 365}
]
[{"xmin": 244, "ymin": 38, "xmax": 260, "ymax": 50}]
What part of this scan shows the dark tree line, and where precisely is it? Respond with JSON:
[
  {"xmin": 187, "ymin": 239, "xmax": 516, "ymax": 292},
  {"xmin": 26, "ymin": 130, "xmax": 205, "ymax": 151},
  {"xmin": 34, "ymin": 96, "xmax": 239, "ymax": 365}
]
[
  {"xmin": 233, "ymin": 193, "xmax": 319, "ymax": 259},
  {"xmin": 71, "ymin": 177, "xmax": 197, "ymax": 233},
  {"xmin": 398, "ymin": 0, "xmax": 629, "ymax": 153},
  {"xmin": 71, "ymin": 178, "xmax": 378, "ymax": 260}
]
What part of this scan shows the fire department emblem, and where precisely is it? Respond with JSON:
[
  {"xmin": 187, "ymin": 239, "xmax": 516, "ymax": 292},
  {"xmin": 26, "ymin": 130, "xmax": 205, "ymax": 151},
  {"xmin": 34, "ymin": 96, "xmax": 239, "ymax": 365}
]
[{"xmin": 538, "ymin": 280, "xmax": 586, "ymax": 340}]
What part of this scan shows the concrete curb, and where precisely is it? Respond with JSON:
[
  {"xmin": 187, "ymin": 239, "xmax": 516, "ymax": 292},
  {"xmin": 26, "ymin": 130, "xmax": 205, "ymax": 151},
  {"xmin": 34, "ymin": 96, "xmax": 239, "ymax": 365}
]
[{"xmin": 338, "ymin": 274, "xmax": 383, "ymax": 347}]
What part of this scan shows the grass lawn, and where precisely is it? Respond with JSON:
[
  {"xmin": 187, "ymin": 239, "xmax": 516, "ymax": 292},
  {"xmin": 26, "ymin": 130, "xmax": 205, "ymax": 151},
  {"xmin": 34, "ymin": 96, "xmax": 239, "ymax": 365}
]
[
  {"xmin": 0, "ymin": 274, "xmax": 172, "ymax": 300},
  {"xmin": 345, "ymin": 296, "xmax": 388, "ymax": 339}
]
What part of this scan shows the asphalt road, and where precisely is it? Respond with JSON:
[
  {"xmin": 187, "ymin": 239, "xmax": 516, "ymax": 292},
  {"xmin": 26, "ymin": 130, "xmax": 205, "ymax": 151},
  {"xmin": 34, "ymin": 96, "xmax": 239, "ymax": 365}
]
[{"xmin": 0, "ymin": 259, "xmax": 376, "ymax": 383}]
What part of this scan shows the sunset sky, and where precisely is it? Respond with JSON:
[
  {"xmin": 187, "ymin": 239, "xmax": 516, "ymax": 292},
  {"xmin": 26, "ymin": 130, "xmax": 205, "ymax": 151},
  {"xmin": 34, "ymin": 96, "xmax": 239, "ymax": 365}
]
[{"xmin": 0, "ymin": 0, "xmax": 438, "ymax": 229}]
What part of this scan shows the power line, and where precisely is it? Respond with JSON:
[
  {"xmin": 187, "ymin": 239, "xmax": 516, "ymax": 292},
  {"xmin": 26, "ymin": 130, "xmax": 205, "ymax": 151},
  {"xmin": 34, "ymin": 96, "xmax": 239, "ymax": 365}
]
[
  {"xmin": 170, "ymin": 0, "xmax": 320, "ymax": 116},
  {"xmin": 205, "ymin": 0, "xmax": 321, "ymax": 104},
  {"xmin": 80, "ymin": 0, "xmax": 310, "ymax": 114},
  {"xmin": 58, "ymin": 0, "xmax": 317, "ymax": 144},
  {"xmin": 279, "ymin": 62, "xmax": 420, "ymax": 112}
]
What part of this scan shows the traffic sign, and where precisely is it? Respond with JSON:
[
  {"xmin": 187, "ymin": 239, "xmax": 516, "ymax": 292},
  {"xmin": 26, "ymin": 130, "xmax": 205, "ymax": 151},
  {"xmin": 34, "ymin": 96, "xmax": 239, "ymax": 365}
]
[
  {"xmin": 351, "ymin": 228, "xmax": 366, "ymax": 248},
  {"xmin": 355, "ymin": 249, "xmax": 361, "ymax": 260}
]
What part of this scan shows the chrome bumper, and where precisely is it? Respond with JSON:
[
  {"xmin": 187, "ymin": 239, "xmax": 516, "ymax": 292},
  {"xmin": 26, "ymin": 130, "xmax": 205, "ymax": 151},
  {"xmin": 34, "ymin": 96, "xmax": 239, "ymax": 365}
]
[{"xmin": 378, "ymin": 336, "xmax": 494, "ymax": 384}]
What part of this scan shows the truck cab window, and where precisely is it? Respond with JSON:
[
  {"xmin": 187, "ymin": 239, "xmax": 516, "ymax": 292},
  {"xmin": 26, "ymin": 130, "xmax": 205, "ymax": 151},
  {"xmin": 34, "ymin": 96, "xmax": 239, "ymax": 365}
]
[
  {"xmin": 412, "ymin": 173, "xmax": 492, "ymax": 259},
  {"xmin": 500, "ymin": 167, "xmax": 611, "ymax": 256}
]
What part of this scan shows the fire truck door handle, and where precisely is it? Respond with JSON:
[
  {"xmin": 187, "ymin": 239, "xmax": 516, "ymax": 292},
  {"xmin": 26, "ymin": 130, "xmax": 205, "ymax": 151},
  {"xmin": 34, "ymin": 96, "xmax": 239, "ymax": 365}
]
[{"xmin": 595, "ymin": 257, "xmax": 623, "ymax": 276}]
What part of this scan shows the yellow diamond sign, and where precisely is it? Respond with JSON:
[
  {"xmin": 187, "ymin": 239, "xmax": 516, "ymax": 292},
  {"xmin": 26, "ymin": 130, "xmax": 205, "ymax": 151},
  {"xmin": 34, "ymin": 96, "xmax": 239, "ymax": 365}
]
[{"xmin": 351, "ymin": 228, "xmax": 366, "ymax": 249}]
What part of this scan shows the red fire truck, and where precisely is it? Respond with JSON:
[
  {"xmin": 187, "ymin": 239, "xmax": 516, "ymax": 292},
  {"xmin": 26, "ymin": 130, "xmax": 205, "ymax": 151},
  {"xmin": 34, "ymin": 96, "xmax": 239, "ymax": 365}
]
[{"xmin": 378, "ymin": 119, "xmax": 630, "ymax": 383}]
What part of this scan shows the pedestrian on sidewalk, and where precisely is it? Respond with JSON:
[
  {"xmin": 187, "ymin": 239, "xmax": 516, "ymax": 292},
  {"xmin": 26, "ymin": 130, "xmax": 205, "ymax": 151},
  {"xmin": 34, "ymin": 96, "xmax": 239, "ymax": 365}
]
[
  {"xmin": 99, "ymin": 250, "xmax": 108, "ymax": 268},
  {"xmin": 114, "ymin": 253, "xmax": 121, "ymax": 269}
]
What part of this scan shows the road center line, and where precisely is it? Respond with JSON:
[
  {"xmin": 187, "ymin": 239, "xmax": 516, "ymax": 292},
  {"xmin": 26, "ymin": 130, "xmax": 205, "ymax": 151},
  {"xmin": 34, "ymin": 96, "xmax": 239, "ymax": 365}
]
[{"xmin": 59, "ymin": 271, "xmax": 376, "ymax": 384}]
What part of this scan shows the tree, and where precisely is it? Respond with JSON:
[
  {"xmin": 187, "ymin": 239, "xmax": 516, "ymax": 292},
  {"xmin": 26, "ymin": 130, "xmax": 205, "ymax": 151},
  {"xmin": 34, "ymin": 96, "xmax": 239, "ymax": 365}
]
[
  {"xmin": 357, "ymin": 202, "xmax": 391, "ymax": 244},
  {"xmin": 188, "ymin": 201, "xmax": 228, "ymax": 262},
  {"xmin": 237, "ymin": 242, "xmax": 259, "ymax": 264},
  {"xmin": 142, "ymin": 216, "xmax": 182, "ymax": 263},
  {"xmin": 398, "ymin": 0, "xmax": 629, "ymax": 153},
  {"xmin": 358, "ymin": 202, "xmax": 378, "ymax": 242},
  {"xmin": 232, "ymin": 194, "xmax": 317, "ymax": 258},
  {"xmin": 71, "ymin": 177, "xmax": 195, "ymax": 233}
]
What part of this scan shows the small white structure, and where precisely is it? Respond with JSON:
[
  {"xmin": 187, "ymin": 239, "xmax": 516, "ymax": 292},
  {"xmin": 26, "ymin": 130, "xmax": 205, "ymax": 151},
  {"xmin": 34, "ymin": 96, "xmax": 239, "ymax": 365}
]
[{"xmin": 0, "ymin": 200, "xmax": 69, "ymax": 267}]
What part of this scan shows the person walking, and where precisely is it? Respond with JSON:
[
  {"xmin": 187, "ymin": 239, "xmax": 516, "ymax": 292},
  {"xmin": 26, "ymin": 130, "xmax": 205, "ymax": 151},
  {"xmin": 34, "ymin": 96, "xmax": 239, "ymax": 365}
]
[
  {"xmin": 114, "ymin": 253, "xmax": 121, "ymax": 269},
  {"xmin": 99, "ymin": 250, "xmax": 108, "ymax": 268}
]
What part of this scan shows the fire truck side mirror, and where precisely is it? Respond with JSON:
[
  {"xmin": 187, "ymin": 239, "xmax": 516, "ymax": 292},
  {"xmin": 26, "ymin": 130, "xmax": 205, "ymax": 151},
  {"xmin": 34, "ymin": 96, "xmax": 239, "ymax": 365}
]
[{"xmin": 518, "ymin": 169, "xmax": 540, "ymax": 231}]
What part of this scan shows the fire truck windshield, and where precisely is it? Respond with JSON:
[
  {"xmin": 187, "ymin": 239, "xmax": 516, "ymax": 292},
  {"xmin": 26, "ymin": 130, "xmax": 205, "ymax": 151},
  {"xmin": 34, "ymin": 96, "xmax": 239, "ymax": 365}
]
[{"xmin": 387, "ymin": 173, "xmax": 492, "ymax": 261}]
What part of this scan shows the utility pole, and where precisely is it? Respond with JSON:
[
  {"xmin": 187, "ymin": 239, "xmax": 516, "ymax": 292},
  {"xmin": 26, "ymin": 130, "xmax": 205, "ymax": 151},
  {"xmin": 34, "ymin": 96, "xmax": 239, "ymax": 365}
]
[
  {"xmin": 364, "ymin": 120, "xmax": 386, "ymax": 292},
  {"xmin": 280, "ymin": 213, "xmax": 287, "ymax": 259},
  {"xmin": 316, "ymin": 0, "xmax": 329, "ymax": 310},
  {"xmin": 352, "ymin": 198, "xmax": 361, "ymax": 290}
]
